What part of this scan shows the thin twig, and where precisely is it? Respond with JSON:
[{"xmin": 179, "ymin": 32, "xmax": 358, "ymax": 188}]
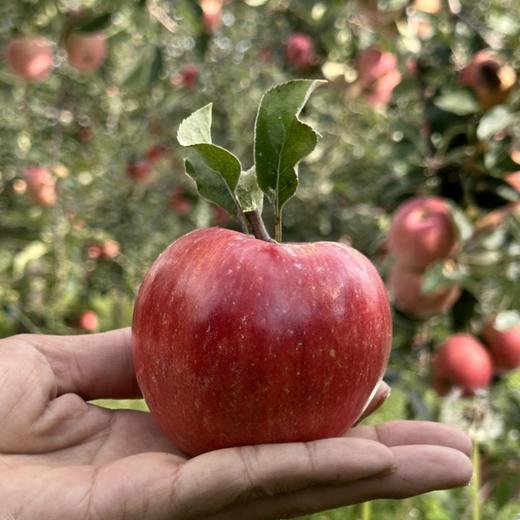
[{"xmin": 147, "ymin": 0, "xmax": 178, "ymax": 34}]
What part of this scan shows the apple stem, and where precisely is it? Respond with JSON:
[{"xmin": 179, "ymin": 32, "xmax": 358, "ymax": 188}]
[
  {"xmin": 243, "ymin": 209, "xmax": 275, "ymax": 242},
  {"xmin": 471, "ymin": 435, "xmax": 481, "ymax": 520},
  {"xmin": 275, "ymin": 206, "xmax": 282, "ymax": 242}
]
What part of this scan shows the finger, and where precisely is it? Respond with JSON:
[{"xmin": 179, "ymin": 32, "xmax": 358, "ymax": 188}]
[
  {"xmin": 170, "ymin": 437, "xmax": 395, "ymax": 518},
  {"xmin": 346, "ymin": 420, "xmax": 472, "ymax": 456},
  {"xmin": 208, "ymin": 444, "xmax": 472, "ymax": 520},
  {"xmin": 353, "ymin": 381, "xmax": 391, "ymax": 425},
  {"xmin": 21, "ymin": 328, "xmax": 140, "ymax": 400}
]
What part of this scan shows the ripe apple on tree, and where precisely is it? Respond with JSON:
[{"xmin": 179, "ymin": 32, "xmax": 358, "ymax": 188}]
[
  {"xmin": 170, "ymin": 63, "xmax": 199, "ymax": 90},
  {"xmin": 387, "ymin": 196, "xmax": 462, "ymax": 319},
  {"xmin": 132, "ymin": 80, "xmax": 393, "ymax": 455},
  {"xmin": 388, "ymin": 196, "xmax": 459, "ymax": 271},
  {"xmin": 65, "ymin": 32, "xmax": 107, "ymax": 73},
  {"xmin": 285, "ymin": 33, "xmax": 317, "ymax": 71},
  {"xmin": 6, "ymin": 37, "xmax": 54, "ymax": 82},
  {"xmin": 433, "ymin": 334, "xmax": 494, "ymax": 396},
  {"xmin": 24, "ymin": 166, "xmax": 57, "ymax": 208},
  {"xmin": 460, "ymin": 50, "xmax": 517, "ymax": 110},
  {"xmin": 127, "ymin": 158, "xmax": 152, "ymax": 181},
  {"xmin": 389, "ymin": 263, "xmax": 461, "ymax": 319},
  {"xmin": 78, "ymin": 310, "xmax": 99, "ymax": 332},
  {"xmin": 200, "ymin": 0, "xmax": 223, "ymax": 34},
  {"xmin": 355, "ymin": 47, "xmax": 402, "ymax": 107},
  {"xmin": 484, "ymin": 313, "xmax": 520, "ymax": 372},
  {"xmin": 169, "ymin": 187, "xmax": 193, "ymax": 216}
]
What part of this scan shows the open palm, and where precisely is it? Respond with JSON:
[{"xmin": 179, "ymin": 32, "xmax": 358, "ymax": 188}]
[{"xmin": 0, "ymin": 329, "xmax": 472, "ymax": 519}]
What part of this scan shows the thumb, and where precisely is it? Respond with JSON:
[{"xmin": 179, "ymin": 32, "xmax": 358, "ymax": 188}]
[{"xmin": 353, "ymin": 381, "xmax": 391, "ymax": 426}]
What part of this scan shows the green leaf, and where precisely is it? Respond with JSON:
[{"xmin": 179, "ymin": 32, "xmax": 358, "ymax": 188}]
[
  {"xmin": 75, "ymin": 13, "xmax": 113, "ymax": 33},
  {"xmin": 123, "ymin": 46, "xmax": 163, "ymax": 91},
  {"xmin": 434, "ymin": 89, "xmax": 479, "ymax": 116},
  {"xmin": 477, "ymin": 106, "xmax": 515, "ymax": 140},
  {"xmin": 449, "ymin": 203, "xmax": 474, "ymax": 241},
  {"xmin": 178, "ymin": 104, "xmax": 242, "ymax": 215},
  {"xmin": 421, "ymin": 263, "xmax": 451, "ymax": 294},
  {"xmin": 235, "ymin": 167, "xmax": 264, "ymax": 213},
  {"xmin": 421, "ymin": 262, "xmax": 468, "ymax": 294},
  {"xmin": 185, "ymin": 147, "xmax": 242, "ymax": 215},
  {"xmin": 494, "ymin": 310, "xmax": 520, "ymax": 331},
  {"xmin": 177, "ymin": 104, "xmax": 212, "ymax": 146},
  {"xmin": 254, "ymin": 79, "xmax": 325, "ymax": 211},
  {"xmin": 378, "ymin": 0, "xmax": 408, "ymax": 11},
  {"xmin": 13, "ymin": 242, "xmax": 47, "ymax": 279}
]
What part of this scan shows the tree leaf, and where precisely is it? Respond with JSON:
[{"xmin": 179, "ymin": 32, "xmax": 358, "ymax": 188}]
[
  {"xmin": 185, "ymin": 146, "xmax": 242, "ymax": 215},
  {"xmin": 236, "ymin": 167, "xmax": 264, "ymax": 213},
  {"xmin": 434, "ymin": 89, "xmax": 479, "ymax": 116},
  {"xmin": 254, "ymin": 79, "xmax": 325, "ymax": 211},
  {"xmin": 13, "ymin": 242, "xmax": 47, "ymax": 279},
  {"xmin": 75, "ymin": 13, "xmax": 113, "ymax": 33},
  {"xmin": 178, "ymin": 104, "xmax": 242, "ymax": 215},
  {"xmin": 477, "ymin": 106, "xmax": 515, "ymax": 140},
  {"xmin": 494, "ymin": 310, "xmax": 520, "ymax": 331},
  {"xmin": 449, "ymin": 203, "xmax": 474, "ymax": 241},
  {"xmin": 177, "ymin": 104, "xmax": 212, "ymax": 146},
  {"xmin": 123, "ymin": 46, "xmax": 163, "ymax": 91}
]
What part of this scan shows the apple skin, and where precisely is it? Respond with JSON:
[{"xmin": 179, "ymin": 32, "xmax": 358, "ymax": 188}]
[
  {"xmin": 460, "ymin": 50, "xmax": 516, "ymax": 109},
  {"xmin": 7, "ymin": 37, "xmax": 54, "ymax": 82},
  {"xmin": 66, "ymin": 33, "xmax": 107, "ymax": 73},
  {"xmin": 388, "ymin": 196, "xmax": 458, "ymax": 271},
  {"xmin": 433, "ymin": 334, "xmax": 493, "ymax": 396},
  {"xmin": 79, "ymin": 310, "xmax": 99, "ymax": 332},
  {"xmin": 356, "ymin": 47, "xmax": 401, "ymax": 107},
  {"xmin": 24, "ymin": 166, "xmax": 57, "ymax": 207},
  {"xmin": 132, "ymin": 227, "xmax": 392, "ymax": 456},
  {"xmin": 484, "ymin": 318, "xmax": 520, "ymax": 372},
  {"xmin": 285, "ymin": 33, "xmax": 316, "ymax": 71},
  {"xmin": 389, "ymin": 263, "xmax": 461, "ymax": 318},
  {"xmin": 127, "ymin": 159, "xmax": 152, "ymax": 181},
  {"xmin": 169, "ymin": 188, "xmax": 193, "ymax": 215},
  {"xmin": 200, "ymin": 0, "xmax": 223, "ymax": 34}
]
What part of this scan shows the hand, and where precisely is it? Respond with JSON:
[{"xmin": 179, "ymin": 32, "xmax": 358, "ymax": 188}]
[{"xmin": 0, "ymin": 330, "xmax": 472, "ymax": 519}]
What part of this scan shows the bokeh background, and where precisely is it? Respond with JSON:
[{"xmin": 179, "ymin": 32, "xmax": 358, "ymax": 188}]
[{"xmin": 1, "ymin": 0, "xmax": 519, "ymax": 518}]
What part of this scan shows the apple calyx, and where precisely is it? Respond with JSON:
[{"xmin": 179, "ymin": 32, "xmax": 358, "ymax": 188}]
[{"xmin": 176, "ymin": 80, "xmax": 326, "ymax": 242}]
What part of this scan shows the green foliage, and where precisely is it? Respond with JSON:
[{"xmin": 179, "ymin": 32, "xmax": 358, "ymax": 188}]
[{"xmin": 1, "ymin": 0, "xmax": 520, "ymax": 518}]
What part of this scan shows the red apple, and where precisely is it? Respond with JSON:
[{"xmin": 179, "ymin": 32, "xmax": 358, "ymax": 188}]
[
  {"xmin": 182, "ymin": 63, "xmax": 199, "ymax": 89},
  {"xmin": 24, "ymin": 166, "xmax": 57, "ymax": 207},
  {"xmin": 200, "ymin": 0, "xmax": 223, "ymax": 34},
  {"xmin": 484, "ymin": 317, "xmax": 520, "ymax": 372},
  {"xmin": 388, "ymin": 196, "xmax": 459, "ymax": 271},
  {"xmin": 389, "ymin": 263, "xmax": 461, "ymax": 318},
  {"xmin": 170, "ymin": 64, "xmax": 200, "ymax": 89},
  {"xmin": 87, "ymin": 245, "xmax": 102, "ymax": 259},
  {"xmin": 101, "ymin": 239, "xmax": 120, "ymax": 259},
  {"xmin": 460, "ymin": 50, "xmax": 516, "ymax": 109},
  {"xmin": 212, "ymin": 204, "xmax": 230, "ymax": 225},
  {"xmin": 356, "ymin": 47, "xmax": 402, "ymax": 107},
  {"xmin": 285, "ymin": 33, "xmax": 316, "ymax": 71},
  {"xmin": 506, "ymin": 172, "xmax": 520, "ymax": 192},
  {"xmin": 66, "ymin": 33, "xmax": 107, "ymax": 73},
  {"xmin": 433, "ymin": 334, "xmax": 493, "ymax": 395},
  {"xmin": 146, "ymin": 144, "xmax": 167, "ymax": 163},
  {"xmin": 132, "ymin": 227, "xmax": 392, "ymax": 455},
  {"xmin": 79, "ymin": 310, "xmax": 99, "ymax": 332},
  {"xmin": 127, "ymin": 159, "xmax": 152, "ymax": 181},
  {"xmin": 6, "ymin": 37, "xmax": 54, "ymax": 82},
  {"xmin": 169, "ymin": 188, "xmax": 193, "ymax": 215}
]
